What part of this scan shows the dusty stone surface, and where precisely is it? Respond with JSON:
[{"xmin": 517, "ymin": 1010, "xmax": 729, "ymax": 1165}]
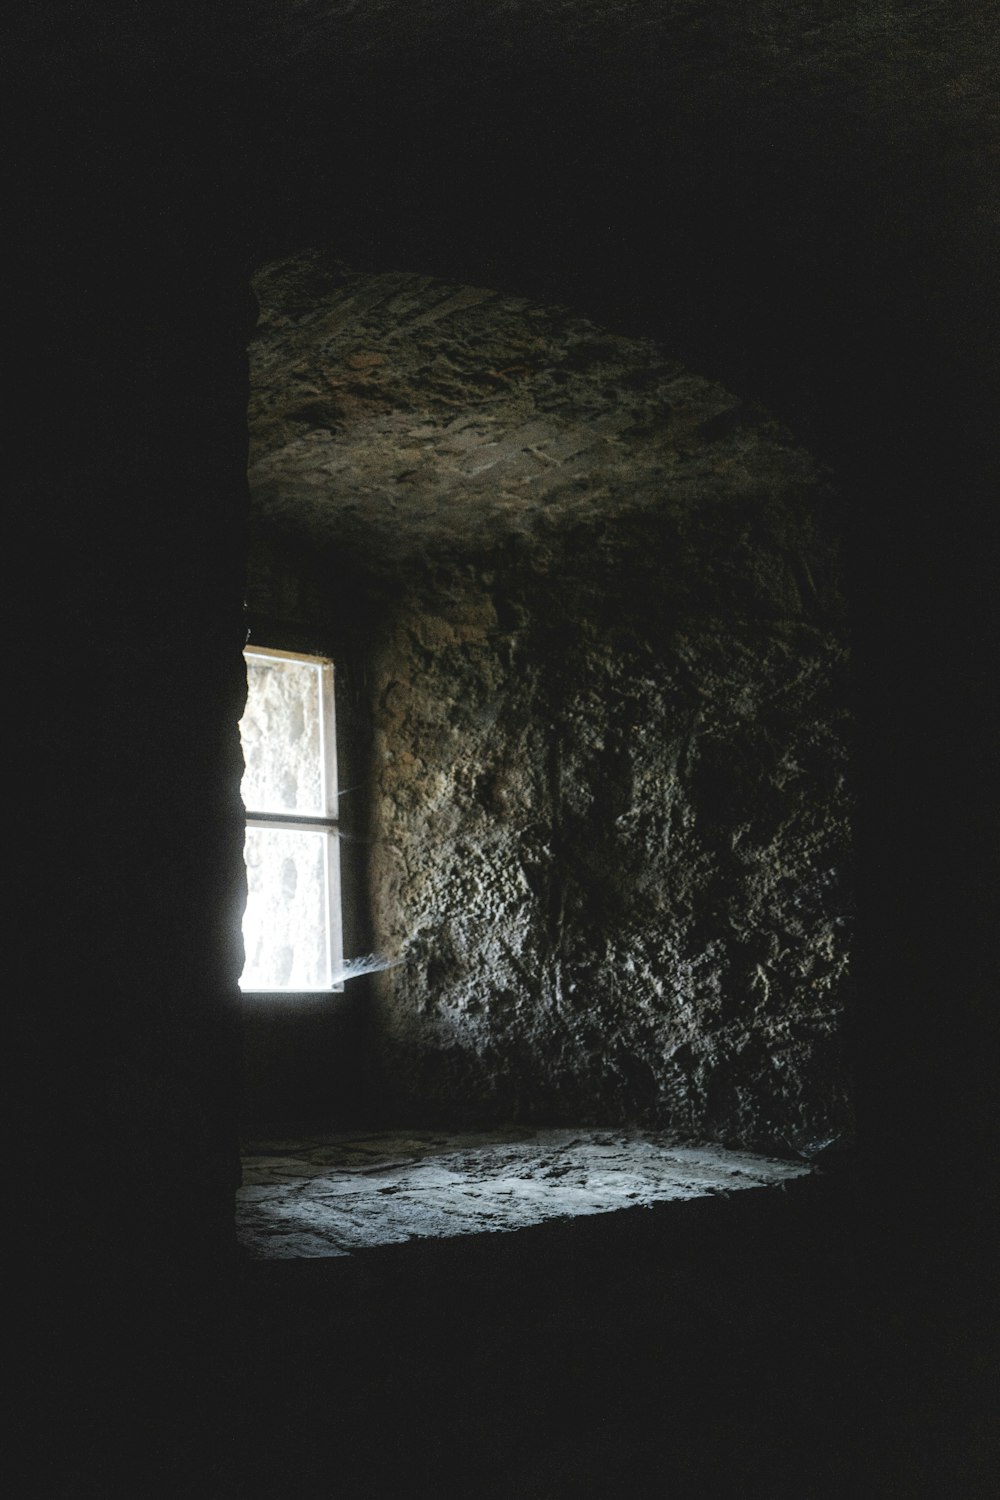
[
  {"xmin": 237, "ymin": 1128, "xmax": 811, "ymax": 1258},
  {"xmin": 249, "ymin": 254, "xmax": 816, "ymax": 573},
  {"xmin": 247, "ymin": 260, "xmax": 853, "ymax": 1155},
  {"xmin": 368, "ymin": 548, "xmax": 852, "ymax": 1152}
]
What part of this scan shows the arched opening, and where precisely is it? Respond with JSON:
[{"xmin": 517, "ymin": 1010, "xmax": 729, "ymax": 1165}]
[{"xmin": 235, "ymin": 252, "xmax": 853, "ymax": 1254}]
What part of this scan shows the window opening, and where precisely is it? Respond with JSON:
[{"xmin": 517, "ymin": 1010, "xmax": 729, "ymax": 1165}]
[{"xmin": 239, "ymin": 645, "xmax": 344, "ymax": 992}]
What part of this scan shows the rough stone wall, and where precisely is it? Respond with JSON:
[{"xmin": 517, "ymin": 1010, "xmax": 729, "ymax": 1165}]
[{"xmin": 369, "ymin": 502, "xmax": 851, "ymax": 1153}]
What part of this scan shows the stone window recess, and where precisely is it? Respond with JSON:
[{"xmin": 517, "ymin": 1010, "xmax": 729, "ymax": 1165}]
[{"xmin": 239, "ymin": 645, "xmax": 344, "ymax": 992}]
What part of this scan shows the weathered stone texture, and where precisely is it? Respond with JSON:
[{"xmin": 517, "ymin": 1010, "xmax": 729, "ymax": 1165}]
[
  {"xmin": 369, "ymin": 547, "xmax": 851, "ymax": 1151},
  {"xmin": 237, "ymin": 1129, "xmax": 811, "ymax": 1258},
  {"xmin": 248, "ymin": 257, "xmax": 853, "ymax": 1155},
  {"xmin": 248, "ymin": 254, "xmax": 804, "ymax": 572}
]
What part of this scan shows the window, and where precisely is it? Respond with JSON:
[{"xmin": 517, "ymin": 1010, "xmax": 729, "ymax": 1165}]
[{"xmin": 238, "ymin": 645, "xmax": 343, "ymax": 992}]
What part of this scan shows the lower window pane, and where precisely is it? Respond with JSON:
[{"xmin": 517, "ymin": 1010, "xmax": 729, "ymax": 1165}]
[{"xmin": 240, "ymin": 826, "xmax": 329, "ymax": 990}]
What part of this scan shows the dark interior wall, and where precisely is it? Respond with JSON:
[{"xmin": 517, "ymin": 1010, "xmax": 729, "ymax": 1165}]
[
  {"xmin": 8, "ymin": 11, "xmax": 254, "ymax": 1489},
  {"xmin": 8, "ymin": 231, "xmax": 252, "ymax": 1496},
  {"xmin": 363, "ymin": 432, "xmax": 851, "ymax": 1152}
]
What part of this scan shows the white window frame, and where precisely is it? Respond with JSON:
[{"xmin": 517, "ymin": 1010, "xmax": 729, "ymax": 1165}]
[{"xmin": 240, "ymin": 644, "xmax": 344, "ymax": 994}]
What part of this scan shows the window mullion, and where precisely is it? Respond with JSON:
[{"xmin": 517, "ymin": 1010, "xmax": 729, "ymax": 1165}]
[{"xmin": 245, "ymin": 810, "xmax": 339, "ymax": 832}]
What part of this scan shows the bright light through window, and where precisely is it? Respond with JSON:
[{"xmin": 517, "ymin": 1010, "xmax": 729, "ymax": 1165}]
[{"xmin": 238, "ymin": 646, "xmax": 343, "ymax": 992}]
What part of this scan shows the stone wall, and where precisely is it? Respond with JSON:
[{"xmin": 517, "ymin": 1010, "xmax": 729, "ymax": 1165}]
[{"xmin": 367, "ymin": 470, "xmax": 852, "ymax": 1152}]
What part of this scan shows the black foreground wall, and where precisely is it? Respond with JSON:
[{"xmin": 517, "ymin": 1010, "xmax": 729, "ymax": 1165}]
[
  {"xmin": 7, "ymin": 2, "xmax": 998, "ymax": 1494},
  {"xmin": 8, "ymin": 13, "xmax": 253, "ymax": 1491}
]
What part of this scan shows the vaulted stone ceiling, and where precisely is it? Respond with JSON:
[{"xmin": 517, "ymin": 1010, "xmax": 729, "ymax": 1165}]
[
  {"xmin": 249, "ymin": 252, "xmax": 829, "ymax": 574},
  {"xmin": 238, "ymin": 0, "xmax": 997, "ymax": 483},
  {"xmin": 14, "ymin": 3, "xmax": 995, "ymax": 481}
]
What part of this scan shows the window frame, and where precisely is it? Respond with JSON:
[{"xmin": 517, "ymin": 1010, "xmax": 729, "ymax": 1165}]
[{"xmin": 239, "ymin": 643, "xmax": 345, "ymax": 996}]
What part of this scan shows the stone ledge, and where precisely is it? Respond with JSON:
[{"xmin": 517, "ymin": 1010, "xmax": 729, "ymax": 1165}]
[{"xmin": 237, "ymin": 1127, "xmax": 810, "ymax": 1258}]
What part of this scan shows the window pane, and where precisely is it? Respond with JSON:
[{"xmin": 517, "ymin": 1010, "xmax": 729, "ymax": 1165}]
[
  {"xmin": 240, "ymin": 826, "xmax": 330, "ymax": 990},
  {"xmin": 240, "ymin": 654, "xmax": 325, "ymax": 815}
]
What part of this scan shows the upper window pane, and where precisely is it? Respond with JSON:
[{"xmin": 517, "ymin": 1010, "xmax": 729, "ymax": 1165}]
[{"xmin": 240, "ymin": 652, "xmax": 325, "ymax": 815}]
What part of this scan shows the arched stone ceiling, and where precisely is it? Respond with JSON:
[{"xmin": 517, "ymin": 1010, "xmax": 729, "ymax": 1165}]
[
  {"xmin": 236, "ymin": 0, "xmax": 997, "ymax": 486},
  {"xmin": 249, "ymin": 251, "xmax": 826, "ymax": 575}
]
